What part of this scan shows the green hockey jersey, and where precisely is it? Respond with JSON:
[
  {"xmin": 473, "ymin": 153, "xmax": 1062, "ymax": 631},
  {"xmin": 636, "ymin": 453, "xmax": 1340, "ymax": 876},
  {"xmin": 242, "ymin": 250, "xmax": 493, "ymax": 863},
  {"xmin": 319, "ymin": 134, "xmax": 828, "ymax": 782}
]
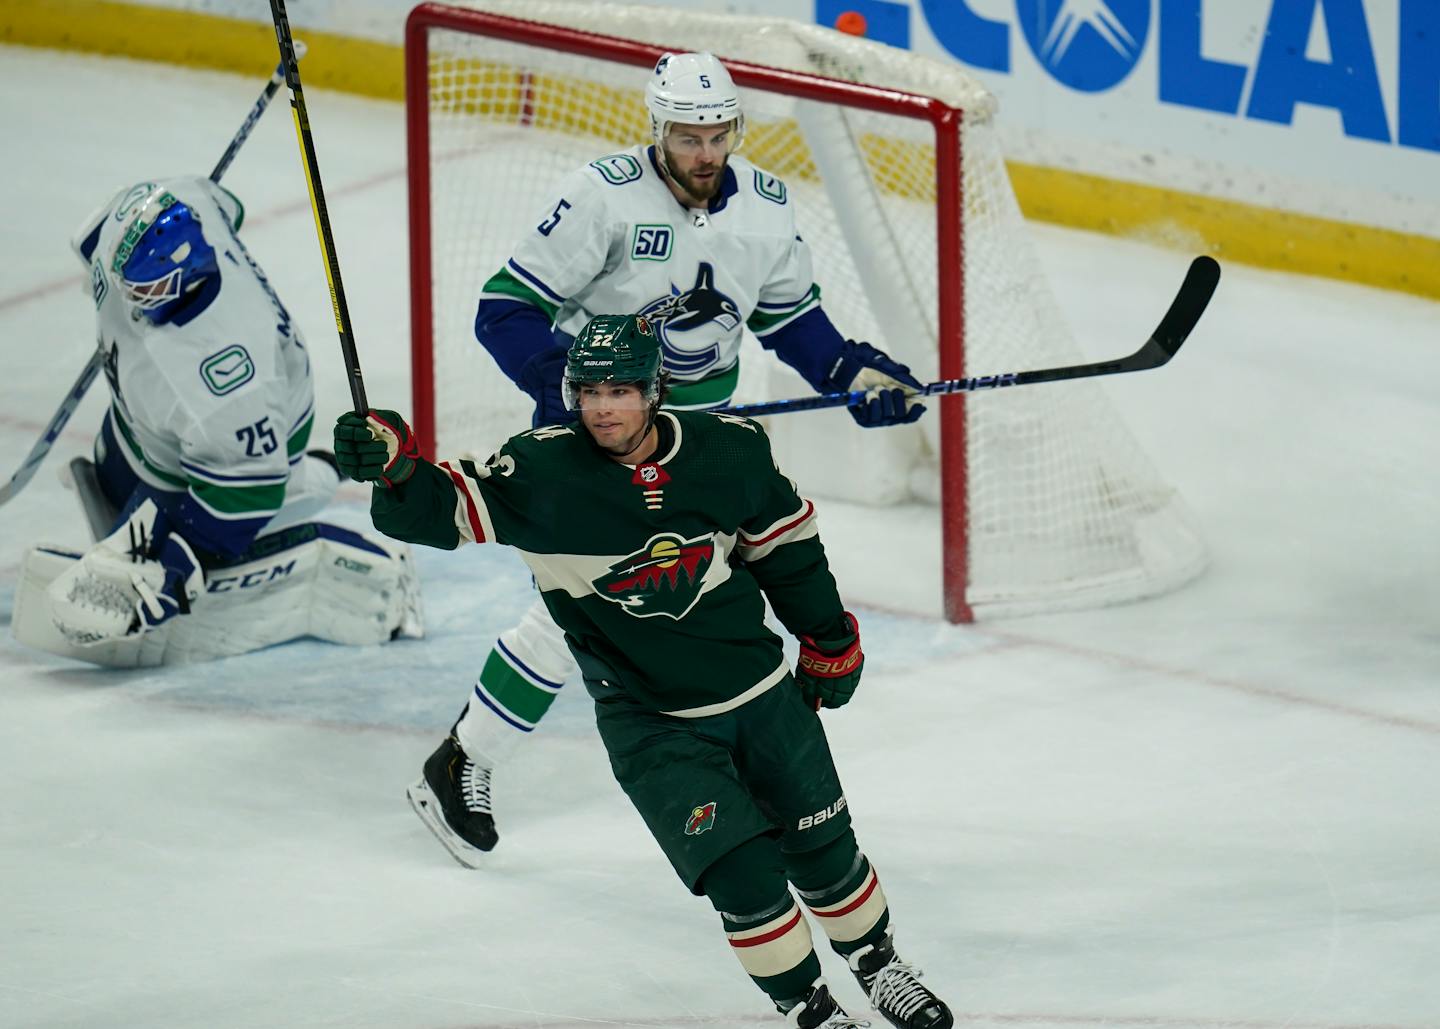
[{"xmin": 370, "ymin": 410, "xmax": 845, "ymax": 716}]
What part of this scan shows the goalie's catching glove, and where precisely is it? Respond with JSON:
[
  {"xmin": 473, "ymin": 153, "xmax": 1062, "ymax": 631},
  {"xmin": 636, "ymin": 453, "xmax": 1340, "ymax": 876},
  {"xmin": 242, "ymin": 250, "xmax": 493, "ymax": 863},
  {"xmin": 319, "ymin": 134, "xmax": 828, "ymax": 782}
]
[
  {"xmin": 795, "ymin": 611, "xmax": 864, "ymax": 710},
  {"xmin": 46, "ymin": 498, "xmax": 204, "ymax": 645},
  {"xmin": 333, "ymin": 410, "xmax": 419, "ymax": 488},
  {"xmin": 822, "ymin": 340, "xmax": 926, "ymax": 429}
]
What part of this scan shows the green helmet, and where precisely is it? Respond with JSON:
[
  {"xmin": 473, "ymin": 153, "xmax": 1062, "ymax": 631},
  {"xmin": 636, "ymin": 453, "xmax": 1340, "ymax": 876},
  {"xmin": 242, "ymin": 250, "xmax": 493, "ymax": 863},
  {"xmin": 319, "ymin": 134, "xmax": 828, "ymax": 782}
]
[{"xmin": 563, "ymin": 314, "xmax": 664, "ymax": 409}]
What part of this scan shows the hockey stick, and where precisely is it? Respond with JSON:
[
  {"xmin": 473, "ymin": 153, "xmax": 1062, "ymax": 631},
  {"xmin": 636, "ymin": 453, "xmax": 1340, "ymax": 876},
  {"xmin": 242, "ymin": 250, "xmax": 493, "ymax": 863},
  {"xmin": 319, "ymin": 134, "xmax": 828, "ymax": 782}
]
[
  {"xmin": 720, "ymin": 255, "xmax": 1221, "ymax": 419},
  {"xmin": 0, "ymin": 52, "xmax": 302, "ymax": 509},
  {"xmin": 269, "ymin": 0, "xmax": 369, "ymax": 414}
]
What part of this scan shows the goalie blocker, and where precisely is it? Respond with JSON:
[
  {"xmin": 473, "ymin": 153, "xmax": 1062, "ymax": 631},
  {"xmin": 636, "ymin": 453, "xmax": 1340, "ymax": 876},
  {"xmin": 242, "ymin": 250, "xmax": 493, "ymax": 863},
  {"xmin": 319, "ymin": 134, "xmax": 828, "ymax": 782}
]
[{"xmin": 13, "ymin": 513, "xmax": 423, "ymax": 668}]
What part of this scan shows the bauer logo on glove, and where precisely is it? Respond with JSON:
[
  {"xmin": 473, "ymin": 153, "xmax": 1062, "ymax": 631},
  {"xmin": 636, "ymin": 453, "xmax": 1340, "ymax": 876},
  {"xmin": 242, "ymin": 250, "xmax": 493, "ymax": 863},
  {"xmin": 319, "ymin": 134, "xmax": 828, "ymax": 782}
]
[{"xmin": 794, "ymin": 611, "xmax": 864, "ymax": 710}]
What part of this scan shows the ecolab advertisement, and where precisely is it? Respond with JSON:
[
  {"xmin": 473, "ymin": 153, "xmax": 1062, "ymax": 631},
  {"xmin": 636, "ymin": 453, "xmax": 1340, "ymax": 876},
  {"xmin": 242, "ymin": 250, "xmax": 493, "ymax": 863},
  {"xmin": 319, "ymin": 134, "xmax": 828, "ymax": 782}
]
[
  {"xmin": 804, "ymin": 0, "xmax": 1438, "ymax": 234},
  {"xmin": 104, "ymin": 0, "xmax": 1440, "ymax": 236}
]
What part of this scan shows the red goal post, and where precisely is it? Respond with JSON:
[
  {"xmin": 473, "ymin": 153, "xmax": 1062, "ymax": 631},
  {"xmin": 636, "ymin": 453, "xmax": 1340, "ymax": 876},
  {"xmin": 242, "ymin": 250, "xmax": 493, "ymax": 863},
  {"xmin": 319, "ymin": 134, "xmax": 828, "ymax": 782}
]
[{"xmin": 403, "ymin": 0, "xmax": 1206, "ymax": 623}]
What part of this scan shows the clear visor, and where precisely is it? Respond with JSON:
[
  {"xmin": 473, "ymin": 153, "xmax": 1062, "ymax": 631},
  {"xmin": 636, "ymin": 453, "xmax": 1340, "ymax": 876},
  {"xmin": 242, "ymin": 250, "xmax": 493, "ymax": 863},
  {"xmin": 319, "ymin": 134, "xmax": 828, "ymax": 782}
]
[
  {"xmin": 662, "ymin": 122, "xmax": 737, "ymax": 158},
  {"xmin": 119, "ymin": 267, "xmax": 183, "ymax": 310},
  {"xmin": 564, "ymin": 378, "xmax": 656, "ymax": 412}
]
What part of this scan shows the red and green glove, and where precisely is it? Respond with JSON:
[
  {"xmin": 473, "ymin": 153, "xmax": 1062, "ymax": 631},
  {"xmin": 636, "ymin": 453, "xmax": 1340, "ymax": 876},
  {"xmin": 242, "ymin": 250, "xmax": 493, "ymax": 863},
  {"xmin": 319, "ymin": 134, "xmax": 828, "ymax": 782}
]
[
  {"xmin": 795, "ymin": 611, "xmax": 864, "ymax": 710},
  {"xmin": 333, "ymin": 410, "xmax": 419, "ymax": 488}
]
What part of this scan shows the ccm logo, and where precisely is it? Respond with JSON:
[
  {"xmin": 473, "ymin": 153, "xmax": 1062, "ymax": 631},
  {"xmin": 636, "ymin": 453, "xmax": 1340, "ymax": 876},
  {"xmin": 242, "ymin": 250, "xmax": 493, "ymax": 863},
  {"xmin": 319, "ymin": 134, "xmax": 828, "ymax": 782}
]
[
  {"xmin": 797, "ymin": 796, "xmax": 847, "ymax": 831},
  {"xmin": 797, "ymin": 651, "xmax": 860, "ymax": 676}
]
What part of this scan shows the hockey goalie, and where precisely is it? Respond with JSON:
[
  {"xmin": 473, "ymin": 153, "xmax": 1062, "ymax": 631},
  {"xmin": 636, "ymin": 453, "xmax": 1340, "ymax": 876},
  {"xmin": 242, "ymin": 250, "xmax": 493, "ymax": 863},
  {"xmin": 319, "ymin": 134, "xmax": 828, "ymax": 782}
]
[{"xmin": 11, "ymin": 175, "xmax": 423, "ymax": 668}]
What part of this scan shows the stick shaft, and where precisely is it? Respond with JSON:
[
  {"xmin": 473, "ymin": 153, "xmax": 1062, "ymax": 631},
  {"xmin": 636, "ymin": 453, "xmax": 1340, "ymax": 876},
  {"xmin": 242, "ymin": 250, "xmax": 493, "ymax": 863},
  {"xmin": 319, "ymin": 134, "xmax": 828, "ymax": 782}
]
[{"xmin": 270, "ymin": 0, "xmax": 369, "ymax": 413}]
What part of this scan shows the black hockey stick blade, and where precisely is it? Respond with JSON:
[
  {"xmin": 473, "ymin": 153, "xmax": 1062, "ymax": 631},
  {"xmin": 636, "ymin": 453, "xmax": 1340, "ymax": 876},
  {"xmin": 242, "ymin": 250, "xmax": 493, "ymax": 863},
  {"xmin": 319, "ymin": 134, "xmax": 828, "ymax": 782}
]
[
  {"xmin": 1130, "ymin": 253, "xmax": 1221, "ymax": 368},
  {"xmin": 1011, "ymin": 254, "xmax": 1221, "ymax": 387},
  {"xmin": 720, "ymin": 255, "xmax": 1221, "ymax": 419}
]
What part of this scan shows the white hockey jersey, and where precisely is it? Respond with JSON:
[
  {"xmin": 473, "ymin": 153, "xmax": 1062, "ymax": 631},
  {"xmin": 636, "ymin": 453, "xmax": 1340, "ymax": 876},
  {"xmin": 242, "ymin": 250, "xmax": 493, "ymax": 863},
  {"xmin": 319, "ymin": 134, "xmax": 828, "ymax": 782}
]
[
  {"xmin": 85, "ymin": 177, "xmax": 314, "ymax": 540},
  {"xmin": 480, "ymin": 145, "xmax": 824, "ymax": 409}
]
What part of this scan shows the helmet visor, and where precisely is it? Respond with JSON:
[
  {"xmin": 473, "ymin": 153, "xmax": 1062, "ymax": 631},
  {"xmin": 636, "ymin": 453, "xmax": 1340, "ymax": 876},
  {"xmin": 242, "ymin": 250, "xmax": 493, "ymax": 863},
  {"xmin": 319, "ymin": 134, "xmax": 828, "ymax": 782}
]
[{"xmin": 564, "ymin": 377, "xmax": 658, "ymax": 412}]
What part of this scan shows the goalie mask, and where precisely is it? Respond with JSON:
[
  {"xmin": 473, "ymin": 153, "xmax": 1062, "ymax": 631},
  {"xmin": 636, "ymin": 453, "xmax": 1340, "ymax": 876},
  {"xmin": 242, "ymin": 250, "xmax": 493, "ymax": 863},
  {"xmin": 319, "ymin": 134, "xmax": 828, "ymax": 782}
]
[
  {"xmin": 563, "ymin": 314, "xmax": 664, "ymax": 412},
  {"xmin": 108, "ymin": 183, "xmax": 219, "ymax": 324},
  {"xmin": 644, "ymin": 52, "xmax": 745, "ymax": 170}
]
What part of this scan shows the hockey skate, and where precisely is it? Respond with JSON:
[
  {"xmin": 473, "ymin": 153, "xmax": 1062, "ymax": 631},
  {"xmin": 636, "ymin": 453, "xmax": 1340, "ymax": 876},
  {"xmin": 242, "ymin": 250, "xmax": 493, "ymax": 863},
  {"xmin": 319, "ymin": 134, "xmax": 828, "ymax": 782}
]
[
  {"xmin": 406, "ymin": 735, "xmax": 498, "ymax": 867},
  {"xmin": 848, "ymin": 934, "xmax": 953, "ymax": 1029},
  {"xmin": 782, "ymin": 979, "xmax": 870, "ymax": 1028}
]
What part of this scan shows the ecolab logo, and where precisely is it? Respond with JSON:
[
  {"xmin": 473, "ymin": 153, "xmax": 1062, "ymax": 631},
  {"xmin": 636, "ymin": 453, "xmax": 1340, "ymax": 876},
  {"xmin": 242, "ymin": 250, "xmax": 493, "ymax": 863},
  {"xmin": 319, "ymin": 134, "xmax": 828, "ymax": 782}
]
[{"xmin": 818, "ymin": 0, "xmax": 1439, "ymax": 152}]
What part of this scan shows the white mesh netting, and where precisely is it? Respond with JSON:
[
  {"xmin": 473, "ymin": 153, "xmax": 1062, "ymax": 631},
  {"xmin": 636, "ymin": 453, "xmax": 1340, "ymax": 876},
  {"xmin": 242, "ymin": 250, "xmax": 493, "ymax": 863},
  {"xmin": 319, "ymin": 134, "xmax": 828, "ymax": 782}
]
[{"xmin": 412, "ymin": 0, "xmax": 1206, "ymax": 617}]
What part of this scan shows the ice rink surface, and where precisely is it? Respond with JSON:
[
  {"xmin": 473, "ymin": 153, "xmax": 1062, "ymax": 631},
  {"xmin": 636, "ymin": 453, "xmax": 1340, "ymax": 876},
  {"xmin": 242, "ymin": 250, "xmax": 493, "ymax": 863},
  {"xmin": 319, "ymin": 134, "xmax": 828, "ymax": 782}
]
[{"xmin": 2, "ymin": 46, "xmax": 1438, "ymax": 1029}]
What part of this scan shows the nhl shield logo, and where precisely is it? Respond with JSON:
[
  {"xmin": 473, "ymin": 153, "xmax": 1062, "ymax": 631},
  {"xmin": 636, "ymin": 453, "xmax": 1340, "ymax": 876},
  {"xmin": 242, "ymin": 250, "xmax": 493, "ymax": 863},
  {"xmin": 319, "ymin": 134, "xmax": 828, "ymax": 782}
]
[
  {"xmin": 685, "ymin": 801, "xmax": 717, "ymax": 836},
  {"xmin": 593, "ymin": 531, "xmax": 715, "ymax": 619}
]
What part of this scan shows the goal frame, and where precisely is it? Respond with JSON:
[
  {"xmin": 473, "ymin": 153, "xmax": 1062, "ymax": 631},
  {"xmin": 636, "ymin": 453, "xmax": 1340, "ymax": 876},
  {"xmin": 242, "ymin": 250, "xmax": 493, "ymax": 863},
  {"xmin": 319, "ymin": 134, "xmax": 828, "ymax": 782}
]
[{"xmin": 404, "ymin": 2, "xmax": 975, "ymax": 621}]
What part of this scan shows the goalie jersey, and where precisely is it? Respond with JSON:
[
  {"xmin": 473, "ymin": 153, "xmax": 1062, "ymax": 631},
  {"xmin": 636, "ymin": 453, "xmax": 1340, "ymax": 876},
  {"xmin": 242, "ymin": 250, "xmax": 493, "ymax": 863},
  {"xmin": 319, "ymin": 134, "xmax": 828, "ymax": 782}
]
[
  {"xmin": 85, "ymin": 177, "xmax": 315, "ymax": 556},
  {"xmin": 370, "ymin": 410, "xmax": 845, "ymax": 715},
  {"xmin": 479, "ymin": 145, "xmax": 835, "ymax": 409}
]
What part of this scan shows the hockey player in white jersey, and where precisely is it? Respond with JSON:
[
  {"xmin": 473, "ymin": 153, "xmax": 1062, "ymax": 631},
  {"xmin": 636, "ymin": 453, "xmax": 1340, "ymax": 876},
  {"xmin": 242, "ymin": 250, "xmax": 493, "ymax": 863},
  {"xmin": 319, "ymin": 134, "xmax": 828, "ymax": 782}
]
[
  {"xmin": 11, "ymin": 175, "xmax": 421, "ymax": 666},
  {"xmin": 407, "ymin": 53, "xmax": 925, "ymax": 870}
]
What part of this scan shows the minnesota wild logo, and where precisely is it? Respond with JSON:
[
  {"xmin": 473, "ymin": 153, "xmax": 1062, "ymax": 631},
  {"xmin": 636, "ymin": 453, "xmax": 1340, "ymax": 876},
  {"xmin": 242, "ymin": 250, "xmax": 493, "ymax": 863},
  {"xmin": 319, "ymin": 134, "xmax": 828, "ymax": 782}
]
[
  {"xmin": 593, "ymin": 531, "xmax": 715, "ymax": 619},
  {"xmin": 684, "ymin": 801, "xmax": 717, "ymax": 836}
]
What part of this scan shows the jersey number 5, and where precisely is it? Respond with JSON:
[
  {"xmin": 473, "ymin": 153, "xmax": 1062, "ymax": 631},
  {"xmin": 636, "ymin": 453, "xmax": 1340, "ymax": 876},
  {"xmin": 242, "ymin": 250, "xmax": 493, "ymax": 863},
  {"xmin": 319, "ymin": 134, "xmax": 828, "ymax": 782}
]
[
  {"xmin": 537, "ymin": 199, "xmax": 572, "ymax": 237},
  {"xmin": 236, "ymin": 416, "xmax": 278, "ymax": 458}
]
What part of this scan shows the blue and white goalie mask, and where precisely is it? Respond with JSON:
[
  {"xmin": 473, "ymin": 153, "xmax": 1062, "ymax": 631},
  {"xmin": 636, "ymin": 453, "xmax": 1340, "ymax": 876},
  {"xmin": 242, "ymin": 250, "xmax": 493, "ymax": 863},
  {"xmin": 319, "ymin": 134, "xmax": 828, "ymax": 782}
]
[{"xmin": 108, "ymin": 184, "xmax": 218, "ymax": 323}]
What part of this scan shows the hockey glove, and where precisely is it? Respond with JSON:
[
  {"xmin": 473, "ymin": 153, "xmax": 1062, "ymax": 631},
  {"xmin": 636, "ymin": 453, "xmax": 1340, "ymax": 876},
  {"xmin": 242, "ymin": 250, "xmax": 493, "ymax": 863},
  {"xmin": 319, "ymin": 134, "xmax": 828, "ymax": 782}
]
[
  {"xmin": 47, "ymin": 498, "xmax": 204, "ymax": 644},
  {"xmin": 517, "ymin": 346, "xmax": 574, "ymax": 428},
  {"xmin": 333, "ymin": 410, "xmax": 419, "ymax": 488},
  {"xmin": 823, "ymin": 340, "xmax": 926, "ymax": 429},
  {"xmin": 133, "ymin": 532, "xmax": 203, "ymax": 633},
  {"xmin": 794, "ymin": 611, "xmax": 864, "ymax": 710}
]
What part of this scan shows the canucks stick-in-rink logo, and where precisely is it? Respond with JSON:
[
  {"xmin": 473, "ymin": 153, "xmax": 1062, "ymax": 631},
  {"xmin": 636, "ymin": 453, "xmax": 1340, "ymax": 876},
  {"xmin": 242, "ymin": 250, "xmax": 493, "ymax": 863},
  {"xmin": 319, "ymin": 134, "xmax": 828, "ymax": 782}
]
[
  {"xmin": 593, "ymin": 532, "xmax": 716, "ymax": 619},
  {"xmin": 637, "ymin": 262, "xmax": 742, "ymax": 377},
  {"xmin": 1020, "ymin": 0, "xmax": 1148, "ymax": 93}
]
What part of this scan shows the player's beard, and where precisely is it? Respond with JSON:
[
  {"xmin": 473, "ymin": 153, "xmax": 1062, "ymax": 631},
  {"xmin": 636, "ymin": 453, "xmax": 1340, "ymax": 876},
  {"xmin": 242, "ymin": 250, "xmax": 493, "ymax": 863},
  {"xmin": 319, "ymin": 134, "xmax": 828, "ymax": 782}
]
[{"xmin": 666, "ymin": 152, "xmax": 726, "ymax": 204}]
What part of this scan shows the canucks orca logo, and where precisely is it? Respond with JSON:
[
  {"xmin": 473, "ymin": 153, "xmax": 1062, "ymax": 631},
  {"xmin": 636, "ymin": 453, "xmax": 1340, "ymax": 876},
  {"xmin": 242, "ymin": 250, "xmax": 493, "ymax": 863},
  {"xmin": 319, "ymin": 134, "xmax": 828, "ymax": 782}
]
[
  {"xmin": 1019, "ymin": 0, "xmax": 1148, "ymax": 93},
  {"xmin": 593, "ymin": 532, "xmax": 716, "ymax": 619},
  {"xmin": 637, "ymin": 262, "xmax": 742, "ymax": 377}
]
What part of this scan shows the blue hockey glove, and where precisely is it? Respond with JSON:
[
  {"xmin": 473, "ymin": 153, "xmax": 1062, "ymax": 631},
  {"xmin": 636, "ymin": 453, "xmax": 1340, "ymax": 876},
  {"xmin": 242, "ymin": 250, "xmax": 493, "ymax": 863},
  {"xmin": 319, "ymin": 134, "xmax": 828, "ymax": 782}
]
[
  {"xmin": 822, "ymin": 340, "xmax": 926, "ymax": 429},
  {"xmin": 795, "ymin": 612, "xmax": 864, "ymax": 710},
  {"xmin": 517, "ymin": 346, "xmax": 574, "ymax": 427},
  {"xmin": 333, "ymin": 410, "xmax": 419, "ymax": 488},
  {"xmin": 133, "ymin": 532, "xmax": 204, "ymax": 633}
]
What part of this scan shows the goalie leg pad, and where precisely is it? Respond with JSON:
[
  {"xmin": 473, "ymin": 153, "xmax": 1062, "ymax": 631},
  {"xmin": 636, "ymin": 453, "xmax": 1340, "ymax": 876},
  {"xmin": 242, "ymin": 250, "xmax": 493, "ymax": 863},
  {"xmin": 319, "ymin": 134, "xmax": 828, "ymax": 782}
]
[
  {"xmin": 306, "ymin": 524, "xmax": 424, "ymax": 644},
  {"xmin": 63, "ymin": 456, "xmax": 122, "ymax": 542},
  {"xmin": 13, "ymin": 522, "xmax": 423, "ymax": 667}
]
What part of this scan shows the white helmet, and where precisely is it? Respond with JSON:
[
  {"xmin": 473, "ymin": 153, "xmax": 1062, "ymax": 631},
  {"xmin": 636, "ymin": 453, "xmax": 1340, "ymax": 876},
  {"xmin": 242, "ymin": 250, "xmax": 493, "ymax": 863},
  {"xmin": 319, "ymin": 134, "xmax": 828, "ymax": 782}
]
[{"xmin": 644, "ymin": 52, "xmax": 746, "ymax": 158}]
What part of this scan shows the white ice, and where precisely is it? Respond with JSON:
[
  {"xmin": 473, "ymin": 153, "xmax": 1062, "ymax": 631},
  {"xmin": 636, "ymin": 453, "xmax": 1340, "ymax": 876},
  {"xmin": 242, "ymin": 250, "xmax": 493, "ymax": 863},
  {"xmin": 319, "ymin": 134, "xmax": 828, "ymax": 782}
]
[{"xmin": 2, "ymin": 46, "xmax": 1438, "ymax": 1029}]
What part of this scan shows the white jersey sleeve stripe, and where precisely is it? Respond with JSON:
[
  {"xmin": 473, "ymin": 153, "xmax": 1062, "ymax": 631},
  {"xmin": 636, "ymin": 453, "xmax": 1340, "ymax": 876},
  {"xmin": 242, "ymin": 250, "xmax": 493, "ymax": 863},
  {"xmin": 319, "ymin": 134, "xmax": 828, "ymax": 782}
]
[
  {"xmin": 506, "ymin": 258, "xmax": 567, "ymax": 305},
  {"xmin": 180, "ymin": 460, "xmax": 288, "ymax": 486},
  {"xmin": 438, "ymin": 459, "xmax": 496, "ymax": 545},
  {"xmin": 748, "ymin": 287, "xmax": 821, "ymax": 337},
  {"xmin": 288, "ymin": 401, "xmax": 315, "ymax": 436},
  {"xmin": 737, "ymin": 499, "xmax": 818, "ymax": 562}
]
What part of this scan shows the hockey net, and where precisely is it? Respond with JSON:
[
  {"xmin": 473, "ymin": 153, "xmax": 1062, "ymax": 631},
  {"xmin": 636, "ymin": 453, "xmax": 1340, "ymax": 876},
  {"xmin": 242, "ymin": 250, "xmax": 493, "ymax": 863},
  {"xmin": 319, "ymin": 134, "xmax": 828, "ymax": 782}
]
[{"xmin": 405, "ymin": 0, "xmax": 1207, "ymax": 621}]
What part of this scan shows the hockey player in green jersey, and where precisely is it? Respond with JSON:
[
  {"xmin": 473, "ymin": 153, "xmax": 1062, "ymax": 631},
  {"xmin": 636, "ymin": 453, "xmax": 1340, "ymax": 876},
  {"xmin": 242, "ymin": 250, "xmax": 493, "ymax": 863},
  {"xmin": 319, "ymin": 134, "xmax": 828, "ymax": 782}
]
[
  {"xmin": 333, "ymin": 315, "xmax": 951, "ymax": 1029},
  {"xmin": 415, "ymin": 50, "xmax": 928, "ymax": 862}
]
